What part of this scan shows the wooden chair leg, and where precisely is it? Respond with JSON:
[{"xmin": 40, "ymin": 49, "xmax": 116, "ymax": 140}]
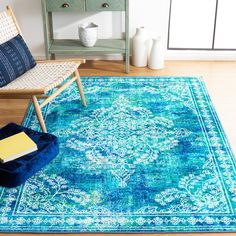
[
  {"xmin": 75, "ymin": 70, "xmax": 86, "ymax": 106},
  {"xmin": 32, "ymin": 96, "xmax": 47, "ymax": 133}
]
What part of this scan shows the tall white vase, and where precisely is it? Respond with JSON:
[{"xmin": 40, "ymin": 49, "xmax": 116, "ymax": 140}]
[
  {"xmin": 148, "ymin": 38, "xmax": 165, "ymax": 70},
  {"xmin": 132, "ymin": 27, "xmax": 149, "ymax": 67}
]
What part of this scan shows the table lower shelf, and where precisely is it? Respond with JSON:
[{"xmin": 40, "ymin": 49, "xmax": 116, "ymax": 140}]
[{"xmin": 49, "ymin": 39, "xmax": 126, "ymax": 55}]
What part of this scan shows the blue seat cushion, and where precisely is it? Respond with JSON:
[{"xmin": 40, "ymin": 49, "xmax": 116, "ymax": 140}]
[
  {"xmin": 0, "ymin": 34, "xmax": 36, "ymax": 87},
  {"xmin": 0, "ymin": 123, "xmax": 59, "ymax": 188}
]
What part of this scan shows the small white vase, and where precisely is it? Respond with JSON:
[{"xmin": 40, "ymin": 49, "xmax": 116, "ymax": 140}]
[
  {"xmin": 132, "ymin": 27, "xmax": 149, "ymax": 67},
  {"xmin": 78, "ymin": 22, "xmax": 98, "ymax": 47},
  {"xmin": 148, "ymin": 37, "xmax": 165, "ymax": 70}
]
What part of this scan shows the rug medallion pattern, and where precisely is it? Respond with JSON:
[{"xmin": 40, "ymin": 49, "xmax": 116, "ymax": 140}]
[{"xmin": 0, "ymin": 77, "xmax": 235, "ymax": 232}]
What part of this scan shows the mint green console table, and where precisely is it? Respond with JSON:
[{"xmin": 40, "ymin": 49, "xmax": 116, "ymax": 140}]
[{"xmin": 41, "ymin": 0, "xmax": 130, "ymax": 73}]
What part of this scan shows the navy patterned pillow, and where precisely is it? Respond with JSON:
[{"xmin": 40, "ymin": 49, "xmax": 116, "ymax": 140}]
[{"xmin": 0, "ymin": 34, "xmax": 36, "ymax": 87}]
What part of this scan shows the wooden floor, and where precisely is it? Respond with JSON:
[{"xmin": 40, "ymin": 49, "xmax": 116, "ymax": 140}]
[{"xmin": 0, "ymin": 60, "xmax": 236, "ymax": 236}]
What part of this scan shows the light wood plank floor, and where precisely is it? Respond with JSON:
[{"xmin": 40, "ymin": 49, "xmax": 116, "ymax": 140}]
[{"xmin": 0, "ymin": 60, "xmax": 236, "ymax": 236}]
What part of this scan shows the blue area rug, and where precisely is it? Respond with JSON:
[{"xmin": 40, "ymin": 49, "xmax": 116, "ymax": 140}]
[{"xmin": 0, "ymin": 76, "xmax": 235, "ymax": 233}]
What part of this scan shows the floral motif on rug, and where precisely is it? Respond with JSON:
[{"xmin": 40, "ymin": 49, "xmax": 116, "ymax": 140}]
[{"xmin": 0, "ymin": 77, "xmax": 235, "ymax": 233}]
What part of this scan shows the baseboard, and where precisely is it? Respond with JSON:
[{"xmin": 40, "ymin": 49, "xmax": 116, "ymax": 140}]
[
  {"xmin": 165, "ymin": 50, "xmax": 236, "ymax": 61},
  {"xmin": 34, "ymin": 51, "xmax": 236, "ymax": 61}
]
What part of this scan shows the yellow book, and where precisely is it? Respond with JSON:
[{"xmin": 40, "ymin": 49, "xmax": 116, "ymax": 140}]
[{"xmin": 0, "ymin": 132, "xmax": 38, "ymax": 163}]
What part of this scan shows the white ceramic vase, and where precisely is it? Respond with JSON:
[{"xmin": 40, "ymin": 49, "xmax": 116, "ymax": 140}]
[
  {"xmin": 148, "ymin": 37, "xmax": 165, "ymax": 70},
  {"xmin": 78, "ymin": 22, "xmax": 98, "ymax": 47},
  {"xmin": 132, "ymin": 27, "xmax": 149, "ymax": 67}
]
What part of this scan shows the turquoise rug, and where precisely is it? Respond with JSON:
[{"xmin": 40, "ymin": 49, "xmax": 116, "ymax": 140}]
[{"xmin": 0, "ymin": 76, "xmax": 235, "ymax": 233}]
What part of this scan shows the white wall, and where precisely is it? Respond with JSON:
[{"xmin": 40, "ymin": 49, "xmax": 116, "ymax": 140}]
[{"xmin": 0, "ymin": 0, "xmax": 235, "ymax": 60}]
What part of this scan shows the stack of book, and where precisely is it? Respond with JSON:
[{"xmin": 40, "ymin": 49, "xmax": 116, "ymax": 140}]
[{"xmin": 0, "ymin": 132, "xmax": 38, "ymax": 163}]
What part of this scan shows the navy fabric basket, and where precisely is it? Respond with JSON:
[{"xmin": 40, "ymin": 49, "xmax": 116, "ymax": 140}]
[
  {"xmin": 0, "ymin": 34, "xmax": 36, "ymax": 87},
  {"xmin": 0, "ymin": 123, "xmax": 59, "ymax": 188}
]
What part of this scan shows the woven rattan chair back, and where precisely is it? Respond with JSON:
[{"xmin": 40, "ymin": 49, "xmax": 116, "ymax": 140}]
[{"xmin": 0, "ymin": 11, "xmax": 18, "ymax": 44}]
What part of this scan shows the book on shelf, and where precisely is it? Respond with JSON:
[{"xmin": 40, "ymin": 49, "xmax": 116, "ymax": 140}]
[{"xmin": 0, "ymin": 132, "xmax": 38, "ymax": 163}]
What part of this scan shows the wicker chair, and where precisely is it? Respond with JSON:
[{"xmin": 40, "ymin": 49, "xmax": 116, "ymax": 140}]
[{"xmin": 0, "ymin": 6, "xmax": 86, "ymax": 133}]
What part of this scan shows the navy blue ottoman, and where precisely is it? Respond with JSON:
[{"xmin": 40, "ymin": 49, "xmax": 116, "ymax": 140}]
[{"xmin": 0, "ymin": 123, "xmax": 59, "ymax": 188}]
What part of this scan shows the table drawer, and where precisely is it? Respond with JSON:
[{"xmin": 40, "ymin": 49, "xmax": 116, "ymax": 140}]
[
  {"xmin": 86, "ymin": 0, "xmax": 125, "ymax": 11},
  {"xmin": 45, "ymin": 0, "xmax": 85, "ymax": 12}
]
